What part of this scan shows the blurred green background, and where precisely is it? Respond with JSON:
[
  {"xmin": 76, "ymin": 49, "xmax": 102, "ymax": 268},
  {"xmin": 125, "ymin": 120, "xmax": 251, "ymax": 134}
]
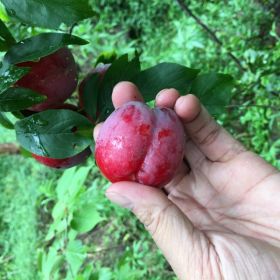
[{"xmin": 0, "ymin": 0, "xmax": 279, "ymax": 279}]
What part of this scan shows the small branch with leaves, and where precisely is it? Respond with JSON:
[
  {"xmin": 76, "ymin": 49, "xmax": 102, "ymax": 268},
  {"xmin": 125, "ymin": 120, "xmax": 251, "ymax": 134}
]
[{"xmin": 175, "ymin": 0, "xmax": 246, "ymax": 72}]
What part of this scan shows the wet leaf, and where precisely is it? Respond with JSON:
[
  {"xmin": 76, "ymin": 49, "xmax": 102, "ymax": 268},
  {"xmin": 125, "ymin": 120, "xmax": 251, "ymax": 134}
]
[
  {"xmin": 133, "ymin": 63, "xmax": 200, "ymax": 101},
  {"xmin": 0, "ymin": 87, "xmax": 46, "ymax": 112},
  {"xmin": 1, "ymin": 0, "xmax": 95, "ymax": 29},
  {"xmin": 0, "ymin": 64, "xmax": 29, "ymax": 93},
  {"xmin": 15, "ymin": 109, "xmax": 93, "ymax": 158},
  {"xmin": 4, "ymin": 32, "xmax": 88, "ymax": 64}
]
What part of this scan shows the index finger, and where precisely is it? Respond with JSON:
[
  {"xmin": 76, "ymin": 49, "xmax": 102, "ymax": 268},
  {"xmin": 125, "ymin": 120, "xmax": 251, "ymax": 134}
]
[
  {"xmin": 112, "ymin": 81, "xmax": 144, "ymax": 108},
  {"xmin": 94, "ymin": 81, "xmax": 144, "ymax": 141}
]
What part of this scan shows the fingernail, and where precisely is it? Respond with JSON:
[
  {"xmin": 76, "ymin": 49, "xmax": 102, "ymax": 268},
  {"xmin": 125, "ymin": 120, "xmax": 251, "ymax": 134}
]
[{"xmin": 106, "ymin": 191, "xmax": 133, "ymax": 209}]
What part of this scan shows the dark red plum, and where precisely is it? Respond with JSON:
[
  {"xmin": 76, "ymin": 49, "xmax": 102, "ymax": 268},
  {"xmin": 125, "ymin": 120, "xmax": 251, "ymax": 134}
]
[
  {"xmin": 16, "ymin": 48, "xmax": 78, "ymax": 111},
  {"xmin": 32, "ymin": 147, "xmax": 91, "ymax": 169},
  {"xmin": 95, "ymin": 101, "xmax": 185, "ymax": 187}
]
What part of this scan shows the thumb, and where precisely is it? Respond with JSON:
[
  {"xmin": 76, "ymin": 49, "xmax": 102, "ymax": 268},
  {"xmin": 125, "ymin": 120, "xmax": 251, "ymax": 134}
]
[{"xmin": 106, "ymin": 182, "xmax": 198, "ymax": 279}]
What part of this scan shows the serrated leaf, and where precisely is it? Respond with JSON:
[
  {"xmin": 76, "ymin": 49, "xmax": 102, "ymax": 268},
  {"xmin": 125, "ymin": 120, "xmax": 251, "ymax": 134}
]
[
  {"xmin": 51, "ymin": 200, "xmax": 66, "ymax": 221},
  {"xmin": 2, "ymin": 0, "xmax": 95, "ymax": 29},
  {"xmin": 71, "ymin": 202, "xmax": 103, "ymax": 233},
  {"xmin": 0, "ymin": 87, "xmax": 46, "ymax": 111},
  {"xmin": 15, "ymin": 109, "xmax": 93, "ymax": 158},
  {"xmin": 0, "ymin": 19, "xmax": 15, "ymax": 50},
  {"xmin": 91, "ymin": 268, "xmax": 113, "ymax": 280},
  {"xmin": 0, "ymin": 111, "xmax": 13, "ymax": 129},
  {"xmin": 0, "ymin": 64, "xmax": 30, "ymax": 93},
  {"xmin": 56, "ymin": 166, "xmax": 91, "ymax": 200},
  {"xmin": 41, "ymin": 247, "xmax": 64, "ymax": 278},
  {"xmin": 97, "ymin": 54, "xmax": 141, "ymax": 120},
  {"xmin": 190, "ymin": 73, "xmax": 234, "ymax": 115},
  {"xmin": 4, "ymin": 32, "xmax": 88, "ymax": 64},
  {"xmin": 65, "ymin": 240, "xmax": 87, "ymax": 276},
  {"xmin": 133, "ymin": 63, "xmax": 199, "ymax": 101}
]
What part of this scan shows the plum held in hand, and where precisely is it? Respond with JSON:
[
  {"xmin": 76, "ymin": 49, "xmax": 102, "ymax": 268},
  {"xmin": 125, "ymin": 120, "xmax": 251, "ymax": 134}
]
[
  {"xmin": 16, "ymin": 47, "xmax": 78, "ymax": 112},
  {"xmin": 95, "ymin": 101, "xmax": 185, "ymax": 187}
]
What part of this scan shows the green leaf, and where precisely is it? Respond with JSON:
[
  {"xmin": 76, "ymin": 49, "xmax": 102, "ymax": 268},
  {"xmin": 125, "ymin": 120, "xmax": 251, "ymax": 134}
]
[
  {"xmin": 0, "ymin": 64, "xmax": 30, "ymax": 93},
  {"xmin": 4, "ymin": 32, "xmax": 88, "ymax": 65},
  {"xmin": 0, "ymin": 87, "xmax": 46, "ymax": 112},
  {"xmin": 65, "ymin": 240, "xmax": 87, "ymax": 276},
  {"xmin": 97, "ymin": 54, "xmax": 141, "ymax": 120},
  {"xmin": 19, "ymin": 146, "xmax": 32, "ymax": 158},
  {"xmin": 56, "ymin": 166, "xmax": 91, "ymax": 201},
  {"xmin": 0, "ymin": 19, "xmax": 15, "ymax": 50},
  {"xmin": 0, "ymin": 111, "xmax": 13, "ymax": 129},
  {"xmin": 91, "ymin": 268, "xmax": 113, "ymax": 280},
  {"xmin": 133, "ymin": 63, "xmax": 199, "ymax": 101},
  {"xmin": 15, "ymin": 109, "xmax": 93, "ymax": 158},
  {"xmin": 81, "ymin": 74, "xmax": 99, "ymax": 122},
  {"xmin": 0, "ymin": 3, "xmax": 9, "ymax": 21},
  {"xmin": 95, "ymin": 51, "xmax": 118, "ymax": 66},
  {"xmin": 40, "ymin": 247, "xmax": 64, "ymax": 278},
  {"xmin": 0, "ymin": 39, "xmax": 9, "ymax": 51},
  {"xmin": 45, "ymin": 220, "xmax": 65, "ymax": 241},
  {"xmin": 71, "ymin": 202, "xmax": 103, "ymax": 233},
  {"xmin": 1, "ymin": 0, "xmax": 95, "ymax": 29},
  {"xmin": 190, "ymin": 73, "xmax": 234, "ymax": 115},
  {"xmin": 51, "ymin": 200, "xmax": 67, "ymax": 221},
  {"xmin": 11, "ymin": 110, "xmax": 26, "ymax": 120}
]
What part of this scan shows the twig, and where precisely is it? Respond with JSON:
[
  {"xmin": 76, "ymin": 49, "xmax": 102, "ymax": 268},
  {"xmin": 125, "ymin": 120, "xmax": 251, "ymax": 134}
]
[
  {"xmin": 87, "ymin": 244, "xmax": 125, "ymax": 256},
  {"xmin": 69, "ymin": 23, "xmax": 78, "ymax": 35},
  {"xmin": 226, "ymin": 104, "xmax": 278, "ymax": 110},
  {"xmin": 0, "ymin": 143, "xmax": 20, "ymax": 154},
  {"xmin": 175, "ymin": 0, "xmax": 246, "ymax": 72}
]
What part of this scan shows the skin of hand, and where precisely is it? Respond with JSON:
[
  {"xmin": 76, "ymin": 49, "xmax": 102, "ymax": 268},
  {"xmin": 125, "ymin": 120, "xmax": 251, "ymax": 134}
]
[{"xmin": 94, "ymin": 81, "xmax": 280, "ymax": 280}]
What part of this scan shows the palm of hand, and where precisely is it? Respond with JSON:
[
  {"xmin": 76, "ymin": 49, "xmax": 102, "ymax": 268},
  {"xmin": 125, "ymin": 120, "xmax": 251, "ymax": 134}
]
[
  {"xmin": 101, "ymin": 83, "xmax": 280, "ymax": 279},
  {"xmin": 166, "ymin": 142, "xmax": 280, "ymax": 279}
]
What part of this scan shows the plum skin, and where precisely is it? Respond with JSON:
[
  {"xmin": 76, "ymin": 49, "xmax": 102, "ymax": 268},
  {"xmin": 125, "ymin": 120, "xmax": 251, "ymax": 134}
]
[
  {"xmin": 32, "ymin": 147, "xmax": 91, "ymax": 169},
  {"xmin": 16, "ymin": 47, "xmax": 78, "ymax": 112},
  {"xmin": 95, "ymin": 101, "xmax": 185, "ymax": 187}
]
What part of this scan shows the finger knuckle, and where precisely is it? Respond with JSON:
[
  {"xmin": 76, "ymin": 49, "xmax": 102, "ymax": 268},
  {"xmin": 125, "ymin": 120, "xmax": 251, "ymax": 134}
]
[
  {"xmin": 197, "ymin": 123, "xmax": 221, "ymax": 146},
  {"xmin": 134, "ymin": 203, "xmax": 174, "ymax": 237}
]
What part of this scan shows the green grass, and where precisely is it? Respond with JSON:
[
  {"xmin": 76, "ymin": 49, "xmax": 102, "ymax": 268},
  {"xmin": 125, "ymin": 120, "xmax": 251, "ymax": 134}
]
[
  {"xmin": 0, "ymin": 156, "xmax": 37, "ymax": 279},
  {"xmin": 0, "ymin": 123, "xmax": 61, "ymax": 279},
  {"xmin": 0, "ymin": 156, "xmax": 59, "ymax": 279}
]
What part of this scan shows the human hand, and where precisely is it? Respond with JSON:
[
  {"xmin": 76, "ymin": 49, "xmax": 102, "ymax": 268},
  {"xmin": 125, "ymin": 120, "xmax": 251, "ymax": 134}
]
[{"xmin": 94, "ymin": 82, "xmax": 280, "ymax": 280}]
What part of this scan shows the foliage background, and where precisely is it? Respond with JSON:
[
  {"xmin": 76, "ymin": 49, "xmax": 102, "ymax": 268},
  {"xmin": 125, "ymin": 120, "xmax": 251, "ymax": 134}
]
[{"xmin": 0, "ymin": 0, "xmax": 279, "ymax": 279}]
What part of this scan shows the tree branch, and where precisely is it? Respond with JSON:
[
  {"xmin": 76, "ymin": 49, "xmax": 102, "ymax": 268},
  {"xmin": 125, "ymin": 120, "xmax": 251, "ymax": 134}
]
[
  {"xmin": 175, "ymin": 0, "xmax": 246, "ymax": 72},
  {"xmin": 226, "ymin": 104, "xmax": 278, "ymax": 110},
  {"xmin": 0, "ymin": 143, "xmax": 20, "ymax": 154}
]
